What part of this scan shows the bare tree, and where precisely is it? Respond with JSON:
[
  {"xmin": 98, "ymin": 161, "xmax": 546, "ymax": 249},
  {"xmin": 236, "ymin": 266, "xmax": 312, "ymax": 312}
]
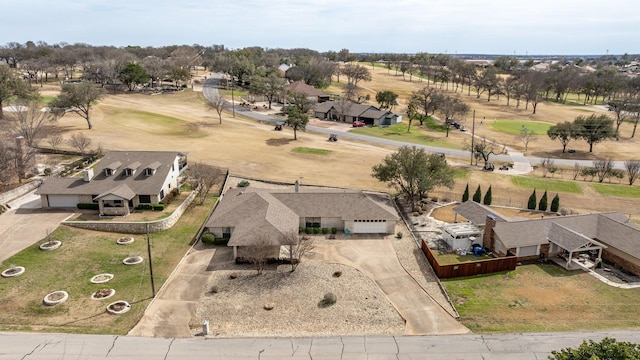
[
  {"xmin": 47, "ymin": 134, "xmax": 63, "ymax": 153},
  {"xmin": 3, "ymin": 101, "xmax": 52, "ymax": 147},
  {"xmin": 625, "ymin": 159, "xmax": 640, "ymax": 185},
  {"xmin": 187, "ymin": 162, "xmax": 223, "ymax": 204},
  {"xmin": 468, "ymin": 137, "xmax": 507, "ymax": 167},
  {"xmin": 207, "ymin": 94, "xmax": 226, "ymax": 123},
  {"xmin": 67, "ymin": 132, "xmax": 92, "ymax": 158},
  {"xmin": 282, "ymin": 231, "xmax": 315, "ymax": 272},
  {"xmin": 518, "ymin": 127, "xmax": 536, "ymax": 153},
  {"xmin": 540, "ymin": 158, "xmax": 555, "ymax": 178},
  {"xmin": 0, "ymin": 139, "xmax": 15, "ymax": 185},
  {"xmin": 572, "ymin": 162, "xmax": 582, "ymax": 180},
  {"xmin": 244, "ymin": 234, "xmax": 278, "ymax": 275},
  {"xmin": 593, "ymin": 159, "xmax": 614, "ymax": 183}
]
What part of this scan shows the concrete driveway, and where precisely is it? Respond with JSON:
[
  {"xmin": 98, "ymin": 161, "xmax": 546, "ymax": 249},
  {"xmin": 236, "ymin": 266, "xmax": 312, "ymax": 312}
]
[
  {"xmin": 0, "ymin": 191, "xmax": 74, "ymax": 264},
  {"xmin": 313, "ymin": 239, "xmax": 470, "ymax": 335}
]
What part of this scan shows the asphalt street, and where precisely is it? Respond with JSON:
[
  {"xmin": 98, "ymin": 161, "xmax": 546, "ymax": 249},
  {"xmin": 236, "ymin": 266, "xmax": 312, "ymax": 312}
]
[{"xmin": 2, "ymin": 330, "xmax": 640, "ymax": 359}]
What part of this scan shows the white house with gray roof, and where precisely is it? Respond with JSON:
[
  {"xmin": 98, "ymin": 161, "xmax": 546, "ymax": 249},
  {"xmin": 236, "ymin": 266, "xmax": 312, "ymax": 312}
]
[
  {"xmin": 205, "ymin": 187, "xmax": 399, "ymax": 259},
  {"xmin": 36, "ymin": 151, "xmax": 187, "ymax": 216}
]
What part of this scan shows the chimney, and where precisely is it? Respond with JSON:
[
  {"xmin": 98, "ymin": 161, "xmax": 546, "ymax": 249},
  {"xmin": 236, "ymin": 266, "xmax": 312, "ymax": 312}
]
[
  {"xmin": 483, "ymin": 215, "xmax": 497, "ymax": 250},
  {"xmin": 83, "ymin": 168, "xmax": 94, "ymax": 182},
  {"xmin": 294, "ymin": 180, "xmax": 299, "ymax": 193}
]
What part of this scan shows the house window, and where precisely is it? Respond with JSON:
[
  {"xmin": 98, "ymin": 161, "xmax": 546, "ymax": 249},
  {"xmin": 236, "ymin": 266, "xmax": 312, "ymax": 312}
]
[
  {"xmin": 105, "ymin": 168, "xmax": 114, "ymax": 176},
  {"xmin": 139, "ymin": 195, "xmax": 151, "ymax": 204},
  {"xmin": 159, "ymin": 190, "xmax": 165, "ymax": 199},
  {"xmin": 124, "ymin": 168, "xmax": 135, "ymax": 176},
  {"xmin": 305, "ymin": 217, "xmax": 321, "ymax": 228},
  {"xmin": 145, "ymin": 168, "xmax": 155, "ymax": 176}
]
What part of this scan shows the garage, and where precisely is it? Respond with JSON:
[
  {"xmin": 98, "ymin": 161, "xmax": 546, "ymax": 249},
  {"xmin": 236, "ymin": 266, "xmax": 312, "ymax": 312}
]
[
  {"xmin": 46, "ymin": 195, "xmax": 80, "ymax": 208},
  {"xmin": 350, "ymin": 219, "xmax": 388, "ymax": 233}
]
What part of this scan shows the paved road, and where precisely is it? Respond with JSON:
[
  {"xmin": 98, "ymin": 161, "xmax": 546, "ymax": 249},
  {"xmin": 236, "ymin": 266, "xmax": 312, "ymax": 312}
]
[
  {"xmin": 0, "ymin": 190, "xmax": 74, "ymax": 264},
  {"xmin": 202, "ymin": 76, "xmax": 627, "ymax": 170},
  {"xmin": 2, "ymin": 330, "xmax": 640, "ymax": 359}
]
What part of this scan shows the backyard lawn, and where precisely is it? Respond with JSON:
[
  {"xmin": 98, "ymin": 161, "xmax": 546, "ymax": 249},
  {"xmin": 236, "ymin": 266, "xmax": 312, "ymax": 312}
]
[
  {"xmin": 0, "ymin": 194, "xmax": 217, "ymax": 334},
  {"xmin": 442, "ymin": 263, "xmax": 640, "ymax": 333}
]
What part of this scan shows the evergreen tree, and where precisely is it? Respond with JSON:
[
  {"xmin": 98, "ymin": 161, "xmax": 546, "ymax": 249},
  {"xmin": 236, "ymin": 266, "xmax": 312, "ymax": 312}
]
[
  {"xmin": 473, "ymin": 185, "xmax": 482, "ymax": 203},
  {"xmin": 539, "ymin": 190, "xmax": 548, "ymax": 211},
  {"xmin": 483, "ymin": 185, "xmax": 492, "ymax": 205},
  {"xmin": 550, "ymin": 193, "xmax": 560, "ymax": 212},
  {"xmin": 462, "ymin": 183, "xmax": 470, "ymax": 202},
  {"xmin": 527, "ymin": 189, "xmax": 537, "ymax": 210}
]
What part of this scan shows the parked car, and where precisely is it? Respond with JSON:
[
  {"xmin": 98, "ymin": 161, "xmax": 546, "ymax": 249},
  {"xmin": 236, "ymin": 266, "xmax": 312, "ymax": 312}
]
[{"xmin": 352, "ymin": 120, "xmax": 365, "ymax": 127}]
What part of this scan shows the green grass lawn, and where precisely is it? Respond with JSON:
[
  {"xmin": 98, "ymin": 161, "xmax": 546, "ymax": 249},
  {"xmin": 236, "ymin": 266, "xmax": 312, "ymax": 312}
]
[
  {"xmin": 592, "ymin": 183, "xmax": 640, "ymax": 198},
  {"xmin": 442, "ymin": 264, "xmax": 640, "ymax": 333},
  {"xmin": 491, "ymin": 120, "xmax": 552, "ymax": 135},
  {"xmin": 218, "ymin": 89, "xmax": 248, "ymax": 97},
  {"xmin": 292, "ymin": 147, "xmax": 332, "ymax": 155},
  {"xmin": 511, "ymin": 176, "xmax": 583, "ymax": 194},
  {"xmin": 0, "ymin": 195, "xmax": 217, "ymax": 334},
  {"xmin": 104, "ymin": 107, "xmax": 207, "ymax": 138},
  {"xmin": 350, "ymin": 124, "xmax": 462, "ymax": 149},
  {"xmin": 39, "ymin": 94, "xmax": 57, "ymax": 105}
]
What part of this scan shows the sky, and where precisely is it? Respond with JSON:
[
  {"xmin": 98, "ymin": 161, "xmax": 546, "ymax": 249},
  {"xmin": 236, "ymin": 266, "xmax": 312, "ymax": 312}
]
[{"xmin": 3, "ymin": 0, "xmax": 639, "ymax": 55}]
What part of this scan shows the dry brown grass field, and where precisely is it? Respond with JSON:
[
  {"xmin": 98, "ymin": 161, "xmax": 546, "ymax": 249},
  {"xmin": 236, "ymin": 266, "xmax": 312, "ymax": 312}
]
[{"xmin": 39, "ymin": 66, "xmax": 640, "ymax": 221}]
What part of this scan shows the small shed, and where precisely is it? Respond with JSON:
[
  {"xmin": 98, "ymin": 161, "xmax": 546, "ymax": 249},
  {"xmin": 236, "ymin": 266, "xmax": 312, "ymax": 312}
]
[{"xmin": 443, "ymin": 222, "xmax": 483, "ymax": 251}]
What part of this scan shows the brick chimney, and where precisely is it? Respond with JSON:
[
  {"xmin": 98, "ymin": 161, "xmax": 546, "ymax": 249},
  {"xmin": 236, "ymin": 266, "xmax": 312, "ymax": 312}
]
[{"xmin": 483, "ymin": 215, "xmax": 497, "ymax": 250}]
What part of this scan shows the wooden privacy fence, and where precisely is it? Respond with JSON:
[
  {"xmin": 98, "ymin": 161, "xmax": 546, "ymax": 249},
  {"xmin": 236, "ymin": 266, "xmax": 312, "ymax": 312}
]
[{"xmin": 421, "ymin": 240, "xmax": 518, "ymax": 279}]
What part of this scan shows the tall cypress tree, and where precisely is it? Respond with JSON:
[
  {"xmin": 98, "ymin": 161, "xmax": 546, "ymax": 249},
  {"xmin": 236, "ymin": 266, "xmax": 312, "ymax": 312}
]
[
  {"xmin": 483, "ymin": 185, "xmax": 492, "ymax": 205},
  {"xmin": 550, "ymin": 193, "xmax": 560, "ymax": 212},
  {"xmin": 473, "ymin": 185, "xmax": 482, "ymax": 203},
  {"xmin": 527, "ymin": 189, "xmax": 537, "ymax": 210},
  {"xmin": 462, "ymin": 183, "xmax": 470, "ymax": 202},
  {"xmin": 539, "ymin": 190, "xmax": 548, "ymax": 211}
]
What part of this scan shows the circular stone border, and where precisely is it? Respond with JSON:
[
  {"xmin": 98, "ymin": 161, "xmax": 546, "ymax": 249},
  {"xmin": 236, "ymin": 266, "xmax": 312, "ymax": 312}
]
[
  {"xmin": 123, "ymin": 256, "xmax": 143, "ymax": 265},
  {"xmin": 90, "ymin": 273, "xmax": 114, "ymax": 284},
  {"xmin": 43, "ymin": 290, "xmax": 69, "ymax": 306},
  {"xmin": 106, "ymin": 300, "xmax": 131, "ymax": 315},
  {"xmin": 39, "ymin": 240, "xmax": 62, "ymax": 251},
  {"xmin": 91, "ymin": 288, "xmax": 116, "ymax": 300},
  {"xmin": 116, "ymin": 237, "xmax": 135, "ymax": 245},
  {"xmin": 1, "ymin": 266, "xmax": 25, "ymax": 278}
]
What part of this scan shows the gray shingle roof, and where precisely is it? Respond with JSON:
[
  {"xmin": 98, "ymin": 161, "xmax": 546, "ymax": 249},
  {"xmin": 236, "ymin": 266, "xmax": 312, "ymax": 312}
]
[
  {"xmin": 206, "ymin": 187, "xmax": 399, "ymax": 246},
  {"xmin": 547, "ymin": 222, "xmax": 606, "ymax": 252},
  {"xmin": 452, "ymin": 201, "xmax": 509, "ymax": 226},
  {"xmin": 36, "ymin": 151, "xmax": 180, "ymax": 198}
]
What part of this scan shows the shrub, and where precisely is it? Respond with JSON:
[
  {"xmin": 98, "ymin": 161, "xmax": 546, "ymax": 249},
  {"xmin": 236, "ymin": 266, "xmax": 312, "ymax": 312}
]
[
  {"xmin": 77, "ymin": 203, "xmax": 99, "ymax": 210},
  {"xmin": 331, "ymin": 227, "xmax": 337, "ymax": 234},
  {"xmin": 527, "ymin": 189, "xmax": 537, "ymax": 210},
  {"xmin": 299, "ymin": 227, "xmax": 304, "ymax": 233},
  {"xmin": 313, "ymin": 227, "xmax": 320, "ymax": 234},
  {"xmin": 483, "ymin": 185, "xmax": 492, "ymax": 205},
  {"xmin": 136, "ymin": 204, "xmax": 153, "ymax": 210},
  {"xmin": 462, "ymin": 183, "xmax": 470, "ymax": 202},
  {"xmin": 396, "ymin": 231, "xmax": 403, "ymax": 239},
  {"xmin": 321, "ymin": 227, "xmax": 329, "ymax": 234},
  {"xmin": 237, "ymin": 180, "xmax": 250, "ymax": 187},
  {"xmin": 305, "ymin": 227, "xmax": 312, "ymax": 234},
  {"xmin": 200, "ymin": 232, "xmax": 216, "ymax": 244},
  {"xmin": 152, "ymin": 204, "xmax": 165, "ymax": 211},
  {"xmin": 550, "ymin": 193, "xmax": 560, "ymax": 212},
  {"xmin": 323, "ymin": 292, "xmax": 337, "ymax": 305},
  {"xmin": 209, "ymin": 285, "xmax": 219, "ymax": 294},
  {"xmin": 473, "ymin": 185, "xmax": 482, "ymax": 203},
  {"xmin": 538, "ymin": 190, "xmax": 548, "ymax": 211},
  {"xmin": 332, "ymin": 270, "xmax": 342, "ymax": 278}
]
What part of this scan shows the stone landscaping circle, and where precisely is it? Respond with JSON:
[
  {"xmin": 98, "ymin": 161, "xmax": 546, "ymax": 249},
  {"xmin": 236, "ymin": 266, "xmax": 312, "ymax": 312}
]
[
  {"xmin": 106, "ymin": 300, "xmax": 131, "ymax": 315},
  {"xmin": 39, "ymin": 240, "xmax": 62, "ymax": 251},
  {"xmin": 43, "ymin": 290, "xmax": 69, "ymax": 306},
  {"xmin": 1, "ymin": 266, "xmax": 25, "ymax": 278},
  {"xmin": 90, "ymin": 273, "xmax": 114, "ymax": 284},
  {"xmin": 91, "ymin": 288, "xmax": 116, "ymax": 300},
  {"xmin": 116, "ymin": 237, "xmax": 135, "ymax": 245},
  {"xmin": 122, "ymin": 256, "xmax": 143, "ymax": 265}
]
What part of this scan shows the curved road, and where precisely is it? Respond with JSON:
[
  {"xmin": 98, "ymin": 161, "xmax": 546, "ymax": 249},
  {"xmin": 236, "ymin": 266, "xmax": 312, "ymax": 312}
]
[{"xmin": 203, "ymin": 76, "xmax": 627, "ymax": 170}]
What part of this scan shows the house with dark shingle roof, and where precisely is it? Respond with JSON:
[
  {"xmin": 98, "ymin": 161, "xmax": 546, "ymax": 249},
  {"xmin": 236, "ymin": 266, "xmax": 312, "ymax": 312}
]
[
  {"xmin": 453, "ymin": 201, "xmax": 640, "ymax": 275},
  {"xmin": 36, "ymin": 151, "xmax": 187, "ymax": 216},
  {"xmin": 286, "ymin": 81, "xmax": 331, "ymax": 103},
  {"xmin": 205, "ymin": 186, "xmax": 399, "ymax": 259},
  {"xmin": 313, "ymin": 100, "xmax": 402, "ymax": 126}
]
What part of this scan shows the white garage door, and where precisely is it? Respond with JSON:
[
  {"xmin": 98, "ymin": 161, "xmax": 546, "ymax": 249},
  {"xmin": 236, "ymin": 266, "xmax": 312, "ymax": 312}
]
[
  {"xmin": 47, "ymin": 195, "xmax": 80, "ymax": 208},
  {"xmin": 351, "ymin": 220, "xmax": 388, "ymax": 233}
]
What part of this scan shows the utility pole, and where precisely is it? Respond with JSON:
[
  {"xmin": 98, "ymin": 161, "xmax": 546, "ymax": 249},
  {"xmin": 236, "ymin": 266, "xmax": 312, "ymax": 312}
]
[
  {"xmin": 470, "ymin": 110, "xmax": 476, "ymax": 166},
  {"xmin": 146, "ymin": 223, "xmax": 156, "ymax": 297}
]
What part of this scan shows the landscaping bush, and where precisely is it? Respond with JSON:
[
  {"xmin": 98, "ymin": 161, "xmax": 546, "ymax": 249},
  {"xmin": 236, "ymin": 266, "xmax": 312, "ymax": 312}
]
[
  {"xmin": 473, "ymin": 185, "xmax": 482, "ymax": 203},
  {"xmin": 299, "ymin": 227, "xmax": 304, "ymax": 233},
  {"xmin": 462, "ymin": 183, "xmax": 470, "ymax": 202},
  {"xmin": 331, "ymin": 227, "xmax": 337, "ymax": 234},
  {"xmin": 200, "ymin": 232, "xmax": 216, "ymax": 244},
  {"xmin": 305, "ymin": 227, "xmax": 312, "ymax": 234},
  {"xmin": 77, "ymin": 203, "xmax": 99, "ymax": 210},
  {"xmin": 551, "ymin": 193, "xmax": 560, "ymax": 212},
  {"xmin": 313, "ymin": 227, "xmax": 320, "ymax": 234},
  {"xmin": 527, "ymin": 189, "xmax": 537, "ymax": 210},
  {"xmin": 237, "ymin": 180, "xmax": 250, "ymax": 187},
  {"xmin": 136, "ymin": 204, "xmax": 153, "ymax": 210},
  {"xmin": 396, "ymin": 231, "xmax": 403, "ymax": 239},
  {"xmin": 323, "ymin": 292, "xmax": 337, "ymax": 305},
  {"xmin": 213, "ymin": 237, "xmax": 229, "ymax": 246},
  {"xmin": 152, "ymin": 204, "xmax": 165, "ymax": 211},
  {"xmin": 321, "ymin": 227, "xmax": 329, "ymax": 234}
]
